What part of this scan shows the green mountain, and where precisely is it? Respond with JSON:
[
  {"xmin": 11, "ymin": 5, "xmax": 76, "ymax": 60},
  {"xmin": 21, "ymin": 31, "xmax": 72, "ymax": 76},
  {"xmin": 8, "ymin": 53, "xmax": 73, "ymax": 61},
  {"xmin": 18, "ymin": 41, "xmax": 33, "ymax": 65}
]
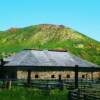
[{"xmin": 0, "ymin": 24, "xmax": 100, "ymax": 65}]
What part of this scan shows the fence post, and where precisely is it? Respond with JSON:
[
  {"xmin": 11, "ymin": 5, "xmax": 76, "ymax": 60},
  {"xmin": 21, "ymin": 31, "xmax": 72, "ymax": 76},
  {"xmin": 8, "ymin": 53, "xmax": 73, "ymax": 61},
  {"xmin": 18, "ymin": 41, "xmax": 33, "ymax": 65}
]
[
  {"xmin": 84, "ymin": 94, "xmax": 87, "ymax": 100},
  {"xmin": 68, "ymin": 91, "xmax": 72, "ymax": 100},
  {"xmin": 6, "ymin": 80, "xmax": 12, "ymax": 89},
  {"xmin": 77, "ymin": 89, "xmax": 80, "ymax": 100}
]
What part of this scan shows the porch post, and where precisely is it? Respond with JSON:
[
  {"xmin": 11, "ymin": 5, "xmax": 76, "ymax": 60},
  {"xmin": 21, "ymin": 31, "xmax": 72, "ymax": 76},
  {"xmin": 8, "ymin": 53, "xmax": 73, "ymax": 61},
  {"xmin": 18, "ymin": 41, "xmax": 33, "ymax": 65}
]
[
  {"xmin": 27, "ymin": 70, "xmax": 31, "ymax": 86},
  {"xmin": 75, "ymin": 65, "xmax": 79, "ymax": 89},
  {"xmin": 0, "ymin": 59, "xmax": 7, "ymax": 88},
  {"xmin": 91, "ymin": 72, "xmax": 94, "ymax": 82},
  {"xmin": 91, "ymin": 67, "xmax": 94, "ymax": 82},
  {"xmin": 58, "ymin": 75, "xmax": 63, "ymax": 90}
]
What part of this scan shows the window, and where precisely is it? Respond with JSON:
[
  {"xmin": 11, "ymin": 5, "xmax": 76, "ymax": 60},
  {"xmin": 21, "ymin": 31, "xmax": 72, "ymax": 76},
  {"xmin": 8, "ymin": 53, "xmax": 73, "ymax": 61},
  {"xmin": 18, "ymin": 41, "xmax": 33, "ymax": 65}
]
[
  {"xmin": 35, "ymin": 74, "xmax": 39, "ymax": 78},
  {"xmin": 82, "ymin": 75, "xmax": 85, "ymax": 78},
  {"xmin": 66, "ymin": 74, "xmax": 70, "ymax": 78},
  {"xmin": 51, "ymin": 75, "xmax": 55, "ymax": 78}
]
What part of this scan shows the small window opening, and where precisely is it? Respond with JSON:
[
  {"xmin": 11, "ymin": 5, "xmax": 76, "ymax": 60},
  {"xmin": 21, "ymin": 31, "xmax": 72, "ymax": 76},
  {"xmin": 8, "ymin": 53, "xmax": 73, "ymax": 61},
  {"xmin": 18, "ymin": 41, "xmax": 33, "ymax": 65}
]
[
  {"xmin": 66, "ymin": 74, "xmax": 70, "ymax": 78},
  {"xmin": 35, "ymin": 74, "xmax": 39, "ymax": 78},
  {"xmin": 51, "ymin": 75, "xmax": 55, "ymax": 78},
  {"xmin": 82, "ymin": 75, "xmax": 85, "ymax": 78}
]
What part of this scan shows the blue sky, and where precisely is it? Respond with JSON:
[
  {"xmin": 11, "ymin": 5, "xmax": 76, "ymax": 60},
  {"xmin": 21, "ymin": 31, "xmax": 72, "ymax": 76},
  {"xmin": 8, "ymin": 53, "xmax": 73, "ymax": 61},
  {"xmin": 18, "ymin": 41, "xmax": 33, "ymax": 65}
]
[{"xmin": 0, "ymin": 0, "xmax": 100, "ymax": 41}]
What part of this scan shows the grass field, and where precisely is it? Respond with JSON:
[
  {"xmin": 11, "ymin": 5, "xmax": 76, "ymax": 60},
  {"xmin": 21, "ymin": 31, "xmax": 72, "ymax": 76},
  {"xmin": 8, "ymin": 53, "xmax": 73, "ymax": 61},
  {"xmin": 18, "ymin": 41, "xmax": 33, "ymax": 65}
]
[{"xmin": 0, "ymin": 87, "xmax": 68, "ymax": 100}]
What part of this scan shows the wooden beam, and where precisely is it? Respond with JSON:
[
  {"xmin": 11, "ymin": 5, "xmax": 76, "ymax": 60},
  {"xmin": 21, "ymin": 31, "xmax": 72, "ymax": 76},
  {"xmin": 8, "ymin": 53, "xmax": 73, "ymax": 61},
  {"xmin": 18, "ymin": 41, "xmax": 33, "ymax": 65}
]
[{"xmin": 4, "ymin": 65, "xmax": 100, "ymax": 72}]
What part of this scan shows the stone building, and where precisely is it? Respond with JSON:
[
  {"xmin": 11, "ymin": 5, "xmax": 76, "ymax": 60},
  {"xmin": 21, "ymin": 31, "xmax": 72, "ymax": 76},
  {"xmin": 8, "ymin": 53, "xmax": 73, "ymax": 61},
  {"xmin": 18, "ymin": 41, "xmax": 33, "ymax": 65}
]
[{"xmin": 2, "ymin": 49, "xmax": 100, "ymax": 81}]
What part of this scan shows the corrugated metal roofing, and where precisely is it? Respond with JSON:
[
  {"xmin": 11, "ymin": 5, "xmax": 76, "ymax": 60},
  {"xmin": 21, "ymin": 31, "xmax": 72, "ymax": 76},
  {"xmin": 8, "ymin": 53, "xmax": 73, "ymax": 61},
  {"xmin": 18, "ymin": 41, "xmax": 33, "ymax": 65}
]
[{"xmin": 4, "ymin": 50, "xmax": 99, "ymax": 67}]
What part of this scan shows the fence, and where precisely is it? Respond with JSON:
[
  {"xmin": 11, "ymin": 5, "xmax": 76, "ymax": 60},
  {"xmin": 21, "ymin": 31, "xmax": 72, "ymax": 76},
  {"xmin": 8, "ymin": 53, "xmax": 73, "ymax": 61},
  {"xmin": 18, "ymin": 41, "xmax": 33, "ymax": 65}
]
[{"xmin": 68, "ymin": 89, "xmax": 100, "ymax": 100}]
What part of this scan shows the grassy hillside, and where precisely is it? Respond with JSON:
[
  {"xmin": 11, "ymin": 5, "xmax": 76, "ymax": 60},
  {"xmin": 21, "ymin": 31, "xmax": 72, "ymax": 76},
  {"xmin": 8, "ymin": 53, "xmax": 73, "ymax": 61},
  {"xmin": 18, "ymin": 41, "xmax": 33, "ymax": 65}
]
[{"xmin": 0, "ymin": 24, "xmax": 100, "ymax": 65}]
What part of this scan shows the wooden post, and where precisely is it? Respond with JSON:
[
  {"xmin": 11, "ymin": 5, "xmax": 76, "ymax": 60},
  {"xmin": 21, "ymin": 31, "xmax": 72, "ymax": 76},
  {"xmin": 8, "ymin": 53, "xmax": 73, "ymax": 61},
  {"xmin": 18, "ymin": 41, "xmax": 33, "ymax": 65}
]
[
  {"xmin": 0, "ymin": 59, "xmax": 6, "ymax": 88},
  {"xmin": 59, "ymin": 75, "xmax": 61, "ymax": 81},
  {"xmin": 75, "ymin": 65, "xmax": 79, "ymax": 89},
  {"xmin": 27, "ymin": 70, "xmax": 31, "ymax": 86},
  {"xmin": 68, "ymin": 91, "xmax": 72, "ymax": 100},
  {"xmin": 91, "ymin": 67, "xmax": 94, "ymax": 82},
  {"xmin": 98, "ymin": 72, "xmax": 100, "ymax": 80},
  {"xmin": 6, "ymin": 80, "xmax": 12, "ymax": 89},
  {"xmin": 91, "ymin": 72, "xmax": 94, "ymax": 82},
  {"xmin": 5, "ymin": 75, "xmax": 8, "ymax": 89},
  {"xmin": 58, "ymin": 75, "xmax": 63, "ymax": 90},
  {"xmin": 86, "ymin": 73, "xmax": 88, "ymax": 81}
]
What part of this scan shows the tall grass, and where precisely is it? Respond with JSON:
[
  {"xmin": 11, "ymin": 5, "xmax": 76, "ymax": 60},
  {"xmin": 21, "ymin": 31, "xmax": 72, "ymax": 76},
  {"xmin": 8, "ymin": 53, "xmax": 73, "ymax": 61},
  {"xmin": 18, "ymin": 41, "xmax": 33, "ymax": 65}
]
[{"xmin": 0, "ymin": 87, "xmax": 68, "ymax": 100}]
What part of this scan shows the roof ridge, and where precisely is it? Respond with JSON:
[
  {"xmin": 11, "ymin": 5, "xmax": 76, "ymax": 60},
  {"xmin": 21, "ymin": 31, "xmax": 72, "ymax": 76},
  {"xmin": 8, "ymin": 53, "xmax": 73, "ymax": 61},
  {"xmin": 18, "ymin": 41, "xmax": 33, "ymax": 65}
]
[{"xmin": 24, "ymin": 49, "xmax": 68, "ymax": 52}]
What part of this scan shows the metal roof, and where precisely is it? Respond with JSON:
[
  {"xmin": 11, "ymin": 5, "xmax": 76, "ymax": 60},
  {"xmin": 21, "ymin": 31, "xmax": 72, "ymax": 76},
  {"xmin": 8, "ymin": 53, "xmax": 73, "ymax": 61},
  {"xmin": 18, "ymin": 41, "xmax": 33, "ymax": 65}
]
[{"xmin": 4, "ymin": 50, "xmax": 99, "ymax": 68}]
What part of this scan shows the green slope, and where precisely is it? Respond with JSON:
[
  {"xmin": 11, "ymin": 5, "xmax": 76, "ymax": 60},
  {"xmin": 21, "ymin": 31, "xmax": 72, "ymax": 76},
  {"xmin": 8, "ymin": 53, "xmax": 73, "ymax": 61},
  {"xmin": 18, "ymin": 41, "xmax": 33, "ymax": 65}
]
[{"xmin": 0, "ymin": 24, "xmax": 100, "ymax": 65}]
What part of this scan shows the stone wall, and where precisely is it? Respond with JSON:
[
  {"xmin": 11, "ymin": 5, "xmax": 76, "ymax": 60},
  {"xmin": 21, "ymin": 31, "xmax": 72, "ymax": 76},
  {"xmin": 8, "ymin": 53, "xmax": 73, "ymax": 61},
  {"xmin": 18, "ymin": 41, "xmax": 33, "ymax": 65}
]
[{"xmin": 17, "ymin": 71, "xmax": 100, "ymax": 80}]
